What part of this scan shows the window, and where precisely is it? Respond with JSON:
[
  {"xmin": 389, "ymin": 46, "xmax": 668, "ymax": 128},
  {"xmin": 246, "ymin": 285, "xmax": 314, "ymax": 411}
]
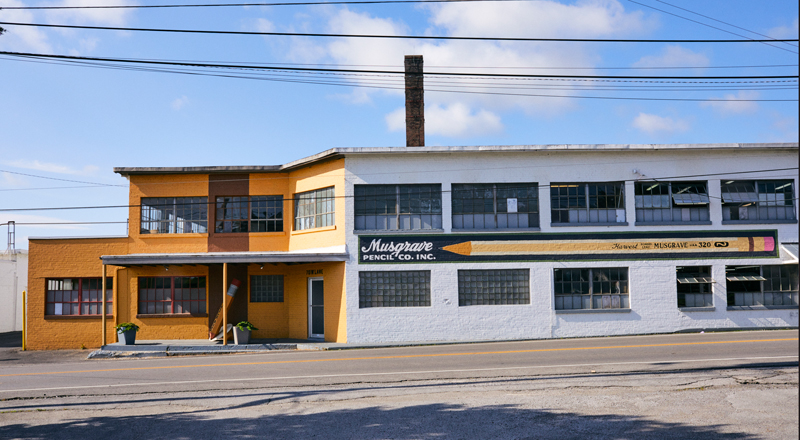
[
  {"xmin": 46, "ymin": 278, "xmax": 113, "ymax": 316},
  {"xmin": 216, "ymin": 196, "xmax": 283, "ymax": 233},
  {"xmin": 359, "ymin": 271, "xmax": 431, "ymax": 308},
  {"xmin": 677, "ymin": 266, "xmax": 713, "ymax": 308},
  {"xmin": 452, "ymin": 183, "xmax": 539, "ymax": 229},
  {"xmin": 141, "ymin": 197, "xmax": 208, "ymax": 234},
  {"xmin": 726, "ymin": 265, "xmax": 799, "ymax": 307},
  {"xmin": 635, "ymin": 181, "xmax": 710, "ymax": 223},
  {"xmin": 721, "ymin": 180, "xmax": 796, "ymax": 222},
  {"xmin": 294, "ymin": 187, "xmax": 335, "ymax": 231},
  {"xmin": 138, "ymin": 276, "xmax": 207, "ymax": 315},
  {"xmin": 551, "ymin": 183, "xmax": 625, "ymax": 225},
  {"xmin": 251, "ymin": 275, "xmax": 284, "ymax": 302},
  {"xmin": 458, "ymin": 269, "xmax": 530, "ymax": 306},
  {"xmin": 355, "ymin": 184, "xmax": 442, "ymax": 230},
  {"xmin": 554, "ymin": 268, "xmax": 629, "ymax": 310}
]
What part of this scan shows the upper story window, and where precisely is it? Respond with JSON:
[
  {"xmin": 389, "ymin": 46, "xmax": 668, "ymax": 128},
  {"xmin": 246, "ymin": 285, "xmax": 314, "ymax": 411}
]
[
  {"xmin": 294, "ymin": 187, "xmax": 335, "ymax": 231},
  {"xmin": 216, "ymin": 196, "xmax": 283, "ymax": 233},
  {"xmin": 550, "ymin": 183, "xmax": 625, "ymax": 225},
  {"xmin": 354, "ymin": 184, "xmax": 442, "ymax": 231},
  {"xmin": 721, "ymin": 180, "xmax": 796, "ymax": 223},
  {"xmin": 452, "ymin": 183, "xmax": 539, "ymax": 230},
  {"xmin": 635, "ymin": 181, "xmax": 710, "ymax": 223},
  {"xmin": 141, "ymin": 197, "xmax": 208, "ymax": 234},
  {"xmin": 46, "ymin": 278, "xmax": 113, "ymax": 316}
]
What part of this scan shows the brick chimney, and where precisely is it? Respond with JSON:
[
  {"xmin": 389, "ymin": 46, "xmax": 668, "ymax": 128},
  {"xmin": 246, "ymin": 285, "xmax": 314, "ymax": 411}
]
[{"xmin": 404, "ymin": 55, "xmax": 424, "ymax": 147}]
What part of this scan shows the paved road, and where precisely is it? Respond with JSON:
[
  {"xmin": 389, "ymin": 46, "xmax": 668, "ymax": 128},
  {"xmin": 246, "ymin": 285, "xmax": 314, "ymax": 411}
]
[{"xmin": 1, "ymin": 330, "xmax": 797, "ymax": 439}]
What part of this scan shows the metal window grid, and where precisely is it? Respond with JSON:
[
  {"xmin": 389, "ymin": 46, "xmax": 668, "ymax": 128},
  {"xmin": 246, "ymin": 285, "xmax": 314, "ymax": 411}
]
[
  {"xmin": 294, "ymin": 187, "xmax": 335, "ymax": 231},
  {"xmin": 45, "ymin": 278, "xmax": 113, "ymax": 316},
  {"xmin": 554, "ymin": 267, "xmax": 629, "ymax": 310},
  {"xmin": 458, "ymin": 269, "xmax": 530, "ymax": 306},
  {"xmin": 250, "ymin": 275, "xmax": 284, "ymax": 302},
  {"xmin": 635, "ymin": 181, "xmax": 710, "ymax": 223},
  {"xmin": 358, "ymin": 271, "xmax": 431, "ymax": 308},
  {"xmin": 676, "ymin": 266, "xmax": 713, "ymax": 307},
  {"xmin": 721, "ymin": 180, "xmax": 796, "ymax": 222},
  {"xmin": 354, "ymin": 184, "xmax": 442, "ymax": 230},
  {"xmin": 726, "ymin": 264, "xmax": 799, "ymax": 307},
  {"xmin": 452, "ymin": 183, "xmax": 539, "ymax": 229},
  {"xmin": 550, "ymin": 183, "xmax": 625, "ymax": 224},
  {"xmin": 138, "ymin": 276, "xmax": 207, "ymax": 315},
  {"xmin": 216, "ymin": 196, "xmax": 283, "ymax": 233},
  {"xmin": 141, "ymin": 197, "xmax": 208, "ymax": 234}
]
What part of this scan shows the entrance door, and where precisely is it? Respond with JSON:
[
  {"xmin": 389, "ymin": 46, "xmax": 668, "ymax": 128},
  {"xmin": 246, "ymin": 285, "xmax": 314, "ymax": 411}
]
[{"xmin": 308, "ymin": 278, "xmax": 324, "ymax": 339}]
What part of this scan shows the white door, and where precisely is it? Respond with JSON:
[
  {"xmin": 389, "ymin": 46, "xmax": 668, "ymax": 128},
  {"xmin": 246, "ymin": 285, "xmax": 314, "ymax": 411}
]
[{"xmin": 308, "ymin": 278, "xmax": 324, "ymax": 339}]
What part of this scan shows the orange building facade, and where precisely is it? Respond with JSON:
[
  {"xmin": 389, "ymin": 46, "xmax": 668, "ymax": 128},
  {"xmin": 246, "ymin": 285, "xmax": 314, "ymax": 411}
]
[{"xmin": 27, "ymin": 156, "xmax": 348, "ymax": 350}]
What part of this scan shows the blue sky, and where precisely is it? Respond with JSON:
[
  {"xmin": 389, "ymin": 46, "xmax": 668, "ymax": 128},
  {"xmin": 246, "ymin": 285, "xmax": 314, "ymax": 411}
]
[{"xmin": 0, "ymin": 0, "xmax": 798, "ymax": 247}]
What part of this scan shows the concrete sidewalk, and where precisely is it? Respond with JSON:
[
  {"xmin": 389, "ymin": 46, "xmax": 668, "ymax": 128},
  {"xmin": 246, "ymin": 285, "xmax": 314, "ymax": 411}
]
[{"xmin": 89, "ymin": 337, "xmax": 492, "ymax": 358}]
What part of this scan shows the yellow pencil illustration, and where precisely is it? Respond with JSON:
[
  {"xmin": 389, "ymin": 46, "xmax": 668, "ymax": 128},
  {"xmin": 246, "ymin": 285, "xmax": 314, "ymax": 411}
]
[{"xmin": 442, "ymin": 236, "xmax": 775, "ymax": 256}]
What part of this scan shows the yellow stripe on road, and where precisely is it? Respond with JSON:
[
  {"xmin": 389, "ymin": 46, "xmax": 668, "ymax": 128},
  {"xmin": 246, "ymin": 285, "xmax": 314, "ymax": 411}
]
[{"xmin": 0, "ymin": 337, "xmax": 796, "ymax": 378}]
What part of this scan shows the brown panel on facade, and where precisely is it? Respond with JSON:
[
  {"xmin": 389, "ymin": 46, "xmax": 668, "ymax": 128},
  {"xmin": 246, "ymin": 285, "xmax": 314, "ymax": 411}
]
[
  {"xmin": 206, "ymin": 264, "xmax": 248, "ymax": 331},
  {"xmin": 207, "ymin": 264, "xmax": 223, "ymax": 330},
  {"xmin": 208, "ymin": 173, "xmax": 250, "ymax": 252}
]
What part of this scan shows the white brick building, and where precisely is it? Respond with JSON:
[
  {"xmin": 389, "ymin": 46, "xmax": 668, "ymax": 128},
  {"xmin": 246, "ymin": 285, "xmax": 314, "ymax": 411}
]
[{"xmin": 341, "ymin": 143, "xmax": 798, "ymax": 343}]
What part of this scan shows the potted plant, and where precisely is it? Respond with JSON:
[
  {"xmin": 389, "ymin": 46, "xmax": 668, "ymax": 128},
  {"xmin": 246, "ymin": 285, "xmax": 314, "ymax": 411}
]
[
  {"xmin": 114, "ymin": 322, "xmax": 140, "ymax": 345},
  {"xmin": 233, "ymin": 321, "xmax": 258, "ymax": 345}
]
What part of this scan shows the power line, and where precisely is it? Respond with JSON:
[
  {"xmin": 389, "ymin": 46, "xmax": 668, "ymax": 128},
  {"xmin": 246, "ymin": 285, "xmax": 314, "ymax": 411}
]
[
  {"xmin": 1, "ymin": 21, "xmax": 798, "ymax": 44},
  {"xmin": 0, "ymin": 169, "xmax": 126, "ymax": 187},
  {"xmin": 624, "ymin": 0, "xmax": 798, "ymax": 54},
  {"xmin": 647, "ymin": 0, "xmax": 798, "ymax": 48},
  {"xmin": 4, "ymin": 51, "xmax": 798, "ymax": 80},
  {"xmin": 1, "ymin": 167, "xmax": 796, "ymax": 212},
  {"xmin": 0, "ymin": 0, "xmax": 537, "ymax": 9}
]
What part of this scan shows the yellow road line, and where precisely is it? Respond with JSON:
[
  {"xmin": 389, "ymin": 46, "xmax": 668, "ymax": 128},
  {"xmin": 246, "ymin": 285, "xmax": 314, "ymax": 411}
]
[{"xmin": 1, "ymin": 337, "xmax": 796, "ymax": 378}]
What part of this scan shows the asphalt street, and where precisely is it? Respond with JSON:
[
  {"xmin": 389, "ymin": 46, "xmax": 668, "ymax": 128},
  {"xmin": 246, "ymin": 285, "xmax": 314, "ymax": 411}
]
[{"xmin": 1, "ymin": 330, "xmax": 798, "ymax": 439}]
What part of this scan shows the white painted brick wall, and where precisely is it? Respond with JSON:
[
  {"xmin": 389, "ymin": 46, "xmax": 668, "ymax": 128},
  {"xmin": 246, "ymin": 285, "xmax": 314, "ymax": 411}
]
[{"xmin": 343, "ymin": 146, "xmax": 800, "ymax": 343}]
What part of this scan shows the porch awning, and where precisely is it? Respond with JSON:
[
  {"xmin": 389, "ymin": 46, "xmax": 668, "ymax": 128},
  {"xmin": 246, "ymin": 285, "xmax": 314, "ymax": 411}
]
[
  {"xmin": 101, "ymin": 245, "xmax": 349, "ymax": 266},
  {"xmin": 677, "ymin": 276, "xmax": 715, "ymax": 284}
]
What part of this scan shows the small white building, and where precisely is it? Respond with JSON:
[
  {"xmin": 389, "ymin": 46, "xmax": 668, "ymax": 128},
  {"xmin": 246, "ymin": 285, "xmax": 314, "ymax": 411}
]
[
  {"xmin": 0, "ymin": 249, "xmax": 27, "ymax": 333},
  {"xmin": 341, "ymin": 143, "xmax": 799, "ymax": 343}
]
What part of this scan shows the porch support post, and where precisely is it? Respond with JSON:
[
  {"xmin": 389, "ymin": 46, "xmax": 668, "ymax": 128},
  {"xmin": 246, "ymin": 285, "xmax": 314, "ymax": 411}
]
[
  {"xmin": 101, "ymin": 263, "xmax": 107, "ymax": 346},
  {"xmin": 222, "ymin": 262, "xmax": 228, "ymax": 345}
]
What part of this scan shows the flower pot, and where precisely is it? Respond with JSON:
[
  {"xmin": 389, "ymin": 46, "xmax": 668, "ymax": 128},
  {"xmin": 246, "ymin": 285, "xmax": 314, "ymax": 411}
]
[
  {"xmin": 118, "ymin": 329, "xmax": 137, "ymax": 345},
  {"xmin": 233, "ymin": 327, "xmax": 250, "ymax": 345}
]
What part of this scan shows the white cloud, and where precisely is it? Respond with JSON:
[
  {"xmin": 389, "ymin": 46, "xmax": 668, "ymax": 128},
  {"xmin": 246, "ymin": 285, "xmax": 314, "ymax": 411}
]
[
  {"xmin": 171, "ymin": 96, "xmax": 190, "ymax": 111},
  {"xmin": 632, "ymin": 113, "xmax": 690, "ymax": 135},
  {"xmin": 282, "ymin": 1, "xmax": 651, "ymax": 138},
  {"xmin": 5, "ymin": 159, "xmax": 99, "ymax": 175},
  {"xmin": 44, "ymin": 0, "xmax": 135, "ymax": 26},
  {"xmin": 386, "ymin": 103, "xmax": 503, "ymax": 138},
  {"xmin": 700, "ymin": 91, "xmax": 760, "ymax": 115},
  {"xmin": 428, "ymin": 0, "xmax": 649, "ymax": 38},
  {"xmin": 1, "ymin": 172, "xmax": 28, "ymax": 188},
  {"xmin": 0, "ymin": 0, "xmax": 52, "ymax": 53},
  {"xmin": 632, "ymin": 45, "xmax": 709, "ymax": 68},
  {"xmin": 767, "ymin": 17, "xmax": 799, "ymax": 39}
]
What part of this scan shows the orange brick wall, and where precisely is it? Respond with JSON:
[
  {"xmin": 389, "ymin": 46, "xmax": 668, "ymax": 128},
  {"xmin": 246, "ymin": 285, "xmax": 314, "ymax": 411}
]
[
  {"xmin": 124, "ymin": 265, "xmax": 211, "ymax": 340},
  {"xmin": 128, "ymin": 173, "xmax": 209, "ymax": 254},
  {"xmin": 28, "ymin": 161, "xmax": 348, "ymax": 349},
  {"xmin": 247, "ymin": 262, "xmax": 346, "ymax": 342},
  {"xmin": 27, "ymin": 238, "xmax": 128, "ymax": 350}
]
